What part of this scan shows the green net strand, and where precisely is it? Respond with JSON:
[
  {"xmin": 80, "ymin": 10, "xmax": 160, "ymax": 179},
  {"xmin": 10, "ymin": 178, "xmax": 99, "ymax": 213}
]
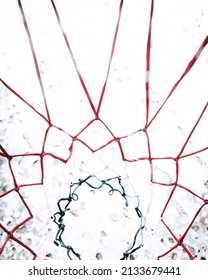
[
  {"xmin": 54, "ymin": 224, "xmax": 81, "ymax": 260},
  {"xmin": 121, "ymin": 207, "xmax": 145, "ymax": 260},
  {"xmin": 51, "ymin": 175, "xmax": 145, "ymax": 260}
]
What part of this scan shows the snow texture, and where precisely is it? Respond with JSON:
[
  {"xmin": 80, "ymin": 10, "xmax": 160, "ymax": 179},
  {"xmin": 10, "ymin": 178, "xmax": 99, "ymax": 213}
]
[{"xmin": 1, "ymin": 0, "xmax": 208, "ymax": 260}]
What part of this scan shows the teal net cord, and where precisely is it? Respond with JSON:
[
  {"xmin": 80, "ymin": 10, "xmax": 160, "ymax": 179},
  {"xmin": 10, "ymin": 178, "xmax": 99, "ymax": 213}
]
[{"xmin": 51, "ymin": 175, "xmax": 145, "ymax": 260}]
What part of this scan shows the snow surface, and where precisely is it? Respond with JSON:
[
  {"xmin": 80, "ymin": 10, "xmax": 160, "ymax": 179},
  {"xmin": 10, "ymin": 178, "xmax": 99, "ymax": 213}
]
[{"xmin": 1, "ymin": 0, "xmax": 208, "ymax": 260}]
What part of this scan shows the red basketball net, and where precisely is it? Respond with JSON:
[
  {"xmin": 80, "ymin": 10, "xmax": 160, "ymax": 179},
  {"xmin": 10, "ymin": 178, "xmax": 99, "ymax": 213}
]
[{"xmin": 0, "ymin": 0, "xmax": 208, "ymax": 260}]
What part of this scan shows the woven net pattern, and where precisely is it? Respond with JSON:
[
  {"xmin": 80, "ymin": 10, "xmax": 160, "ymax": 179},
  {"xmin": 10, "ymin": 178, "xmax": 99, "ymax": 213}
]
[{"xmin": 0, "ymin": 0, "xmax": 208, "ymax": 260}]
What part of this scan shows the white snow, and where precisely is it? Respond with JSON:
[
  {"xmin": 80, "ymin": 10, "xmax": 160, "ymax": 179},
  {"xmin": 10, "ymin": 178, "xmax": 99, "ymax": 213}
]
[{"xmin": 1, "ymin": 0, "xmax": 208, "ymax": 260}]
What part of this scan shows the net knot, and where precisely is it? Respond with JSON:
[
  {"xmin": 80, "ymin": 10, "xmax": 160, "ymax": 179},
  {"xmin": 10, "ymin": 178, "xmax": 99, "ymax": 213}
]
[
  {"xmin": 178, "ymin": 237, "xmax": 184, "ymax": 246},
  {"xmin": 94, "ymin": 116, "xmax": 100, "ymax": 121},
  {"xmin": 114, "ymin": 137, "xmax": 121, "ymax": 142},
  {"xmin": 15, "ymin": 185, "xmax": 20, "ymax": 192},
  {"xmin": 7, "ymin": 155, "xmax": 13, "ymax": 161},
  {"xmin": 121, "ymin": 252, "xmax": 130, "ymax": 260},
  {"xmin": 58, "ymin": 223, "xmax": 65, "ymax": 230},
  {"xmin": 59, "ymin": 211, "xmax": 66, "ymax": 218},
  {"xmin": 174, "ymin": 157, "xmax": 179, "ymax": 162},
  {"xmin": 8, "ymin": 231, "xmax": 13, "ymax": 238},
  {"xmin": 41, "ymin": 152, "xmax": 45, "ymax": 157}
]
